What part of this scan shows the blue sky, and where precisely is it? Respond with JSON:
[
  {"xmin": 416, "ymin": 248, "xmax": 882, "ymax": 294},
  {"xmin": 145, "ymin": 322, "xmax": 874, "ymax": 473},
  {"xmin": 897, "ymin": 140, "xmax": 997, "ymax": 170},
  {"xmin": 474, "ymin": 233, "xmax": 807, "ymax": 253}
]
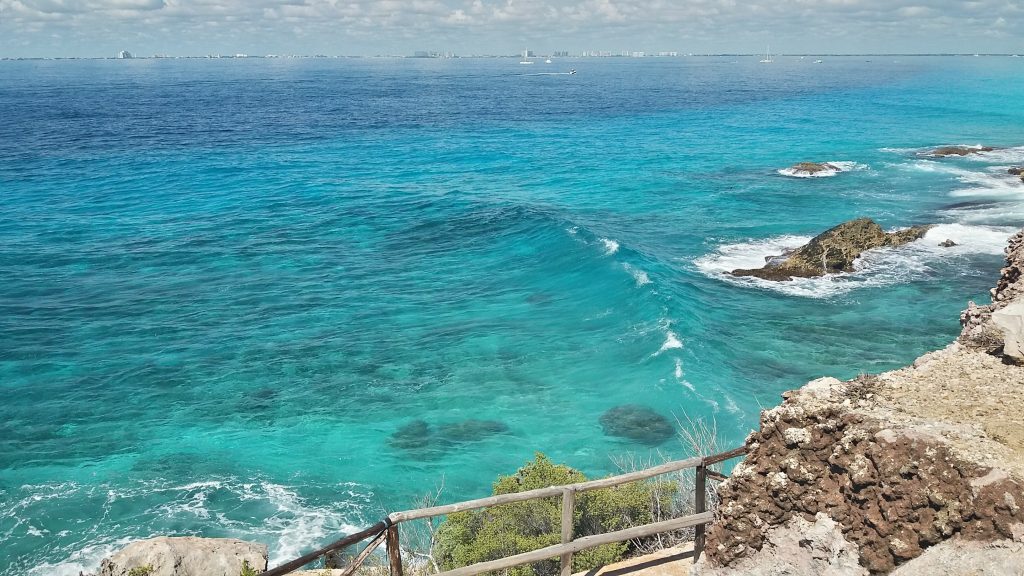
[{"xmin": 1, "ymin": 0, "xmax": 1022, "ymax": 57}]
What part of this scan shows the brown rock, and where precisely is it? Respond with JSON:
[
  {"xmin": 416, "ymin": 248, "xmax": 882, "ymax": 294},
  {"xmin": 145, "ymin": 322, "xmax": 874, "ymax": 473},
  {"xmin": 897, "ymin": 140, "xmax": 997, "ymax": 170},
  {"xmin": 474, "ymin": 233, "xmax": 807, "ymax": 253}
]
[
  {"xmin": 928, "ymin": 146, "xmax": 994, "ymax": 157},
  {"xmin": 730, "ymin": 218, "xmax": 933, "ymax": 281}
]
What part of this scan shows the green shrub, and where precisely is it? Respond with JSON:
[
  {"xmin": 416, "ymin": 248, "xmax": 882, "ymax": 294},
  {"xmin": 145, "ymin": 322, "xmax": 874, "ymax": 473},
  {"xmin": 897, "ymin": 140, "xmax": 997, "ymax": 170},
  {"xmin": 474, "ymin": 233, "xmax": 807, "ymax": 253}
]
[
  {"xmin": 239, "ymin": 560, "xmax": 259, "ymax": 576},
  {"xmin": 435, "ymin": 453, "xmax": 674, "ymax": 576},
  {"xmin": 127, "ymin": 567, "xmax": 155, "ymax": 576}
]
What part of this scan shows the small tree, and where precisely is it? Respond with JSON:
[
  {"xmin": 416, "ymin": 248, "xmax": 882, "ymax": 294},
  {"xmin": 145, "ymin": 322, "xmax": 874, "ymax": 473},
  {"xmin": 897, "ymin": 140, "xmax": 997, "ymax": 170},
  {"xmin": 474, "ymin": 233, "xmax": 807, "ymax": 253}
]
[{"xmin": 435, "ymin": 453, "xmax": 673, "ymax": 576}]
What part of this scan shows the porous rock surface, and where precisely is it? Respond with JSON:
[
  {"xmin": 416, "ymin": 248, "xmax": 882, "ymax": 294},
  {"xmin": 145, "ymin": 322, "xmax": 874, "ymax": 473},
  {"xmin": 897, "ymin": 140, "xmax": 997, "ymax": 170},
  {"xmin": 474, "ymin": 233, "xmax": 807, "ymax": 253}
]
[
  {"xmin": 97, "ymin": 537, "xmax": 268, "ymax": 576},
  {"xmin": 697, "ymin": 513, "xmax": 867, "ymax": 576},
  {"xmin": 730, "ymin": 218, "xmax": 932, "ymax": 281}
]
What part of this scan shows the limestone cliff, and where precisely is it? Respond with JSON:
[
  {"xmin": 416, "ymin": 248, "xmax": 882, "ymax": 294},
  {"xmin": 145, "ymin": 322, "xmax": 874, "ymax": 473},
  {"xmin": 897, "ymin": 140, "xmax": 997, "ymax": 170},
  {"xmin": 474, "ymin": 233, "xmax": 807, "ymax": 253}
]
[{"xmin": 701, "ymin": 230, "xmax": 1024, "ymax": 575}]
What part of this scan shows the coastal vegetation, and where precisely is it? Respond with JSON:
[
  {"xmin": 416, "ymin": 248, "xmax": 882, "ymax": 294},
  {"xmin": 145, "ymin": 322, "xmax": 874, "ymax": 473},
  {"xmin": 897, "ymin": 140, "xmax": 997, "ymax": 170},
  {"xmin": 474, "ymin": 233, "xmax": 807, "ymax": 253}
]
[{"xmin": 434, "ymin": 453, "xmax": 680, "ymax": 576}]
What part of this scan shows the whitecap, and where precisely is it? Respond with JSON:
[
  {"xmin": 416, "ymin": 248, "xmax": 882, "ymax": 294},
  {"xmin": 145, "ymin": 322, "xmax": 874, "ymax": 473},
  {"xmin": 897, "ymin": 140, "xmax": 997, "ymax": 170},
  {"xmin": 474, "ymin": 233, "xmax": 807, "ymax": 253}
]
[
  {"xmin": 654, "ymin": 331, "xmax": 683, "ymax": 355},
  {"xmin": 622, "ymin": 263, "xmax": 651, "ymax": 287},
  {"xmin": 777, "ymin": 161, "xmax": 867, "ymax": 178},
  {"xmin": 905, "ymin": 160, "xmax": 1024, "ymax": 201},
  {"xmin": 600, "ymin": 238, "xmax": 619, "ymax": 255}
]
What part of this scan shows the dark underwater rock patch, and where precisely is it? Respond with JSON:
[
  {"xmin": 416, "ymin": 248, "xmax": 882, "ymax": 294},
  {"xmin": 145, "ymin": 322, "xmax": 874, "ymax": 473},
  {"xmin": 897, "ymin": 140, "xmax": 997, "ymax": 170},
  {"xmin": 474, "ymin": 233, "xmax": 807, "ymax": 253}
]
[
  {"xmin": 437, "ymin": 419, "xmax": 510, "ymax": 443},
  {"xmin": 599, "ymin": 404, "xmax": 675, "ymax": 446},
  {"xmin": 389, "ymin": 418, "xmax": 509, "ymax": 453},
  {"xmin": 388, "ymin": 419, "xmax": 432, "ymax": 450}
]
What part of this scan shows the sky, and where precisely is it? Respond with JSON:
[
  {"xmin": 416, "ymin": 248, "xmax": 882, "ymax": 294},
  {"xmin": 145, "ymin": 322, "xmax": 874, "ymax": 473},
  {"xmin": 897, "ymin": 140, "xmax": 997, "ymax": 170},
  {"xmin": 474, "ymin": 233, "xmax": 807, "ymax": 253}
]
[{"xmin": 1, "ymin": 0, "xmax": 1023, "ymax": 58}]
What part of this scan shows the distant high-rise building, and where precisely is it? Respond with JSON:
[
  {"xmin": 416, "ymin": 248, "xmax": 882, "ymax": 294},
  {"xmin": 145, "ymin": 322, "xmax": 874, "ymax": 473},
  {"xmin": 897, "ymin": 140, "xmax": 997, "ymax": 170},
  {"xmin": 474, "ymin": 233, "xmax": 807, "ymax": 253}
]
[{"xmin": 117, "ymin": 50, "xmax": 133, "ymax": 59}]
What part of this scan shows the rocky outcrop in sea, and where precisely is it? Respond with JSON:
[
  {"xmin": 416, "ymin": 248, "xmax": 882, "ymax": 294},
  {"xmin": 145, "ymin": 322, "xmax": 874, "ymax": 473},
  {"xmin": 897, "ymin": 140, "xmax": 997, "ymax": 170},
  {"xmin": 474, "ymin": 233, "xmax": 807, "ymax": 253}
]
[{"xmin": 730, "ymin": 218, "xmax": 932, "ymax": 281}]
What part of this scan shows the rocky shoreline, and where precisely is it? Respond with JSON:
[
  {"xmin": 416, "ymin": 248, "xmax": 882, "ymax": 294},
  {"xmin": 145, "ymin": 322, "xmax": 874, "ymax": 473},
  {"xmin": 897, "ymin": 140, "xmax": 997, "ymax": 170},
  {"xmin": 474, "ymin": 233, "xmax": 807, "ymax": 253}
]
[{"xmin": 697, "ymin": 229, "xmax": 1024, "ymax": 575}]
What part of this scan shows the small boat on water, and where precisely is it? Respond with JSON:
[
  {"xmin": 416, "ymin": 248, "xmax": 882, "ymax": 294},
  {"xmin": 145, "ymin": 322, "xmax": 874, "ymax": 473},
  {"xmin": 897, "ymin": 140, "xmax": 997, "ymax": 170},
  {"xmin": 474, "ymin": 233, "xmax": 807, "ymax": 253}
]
[
  {"xmin": 519, "ymin": 60, "xmax": 533, "ymax": 64},
  {"xmin": 814, "ymin": 59, "xmax": 823, "ymax": 64},
  {"xmin": 759, "ymin": 45, "xmax": 773, "ymax": 63},
  {"xmin": 545, "ymin": 59, "xmax": 552, "ymax": 64}
]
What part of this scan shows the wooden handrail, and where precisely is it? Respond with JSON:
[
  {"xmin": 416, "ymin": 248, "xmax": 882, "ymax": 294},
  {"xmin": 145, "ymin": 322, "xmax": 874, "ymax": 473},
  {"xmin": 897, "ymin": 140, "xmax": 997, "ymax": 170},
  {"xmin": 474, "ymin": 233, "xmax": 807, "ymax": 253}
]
[
  {"xmin": 433, "ymin": 512, "xmax": 714, "ymax": 576},
  {"xmin": 259, "ymin": 521, "xmax": 387, "ymax": 576},
  {"xmin": 259, "ymin": 445, "xmax": 747, "ymax": 576},
  {"xmin": 388, "ymin": 456, "xmax": 702, "ymax": 524}
]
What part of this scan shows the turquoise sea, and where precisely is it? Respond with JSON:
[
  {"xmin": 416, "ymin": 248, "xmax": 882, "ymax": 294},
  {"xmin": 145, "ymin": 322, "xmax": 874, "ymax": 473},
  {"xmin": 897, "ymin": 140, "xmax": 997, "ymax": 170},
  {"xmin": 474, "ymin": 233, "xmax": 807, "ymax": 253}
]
[{"xmin": 2, "ymin": 56, "xmax": 1024, "ymax": 575}]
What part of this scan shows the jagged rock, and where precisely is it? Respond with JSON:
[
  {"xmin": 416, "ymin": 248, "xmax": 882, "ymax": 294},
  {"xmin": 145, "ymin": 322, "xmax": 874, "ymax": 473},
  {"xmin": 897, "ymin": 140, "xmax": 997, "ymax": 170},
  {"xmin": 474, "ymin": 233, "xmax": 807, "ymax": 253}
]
[
  {"xmin": 97, "ymin": 537, "xmax": 267, "ymax": 576},
  {"xmin": 599, "ymin": 405, "xmax": 675, "ymax": 446},
  {"xmin": 694, "ymin": 514, "xmax": 868, "ymax": 576},
  {"xmin": 938, "ymin": 239, "xmax": 957, "ymax": 248},
  {"xmin": 1008, "ymin": 167, "xmax": 1023, "ymax": 176},
  {"xmin": 730, "ymin": 218, "xmax": 933, "ymax": 281},
  {"xmin": 703, "ymin": 374, "xmax": 1024, "ymax": 574},
  {"xmin": 889, "ymin": 538, "xmax": 1024, "ymax": 575},
  {"xmin": 960, "ymin": 229, "xmax": 1024, "ymax": 351},
  {"xmin": 927, "ymin": 146, "xmax": 994, "ymax": 157},
  {"xmin": 991, "ymin": 300, "xmax": 1024, "ymax": 360}
]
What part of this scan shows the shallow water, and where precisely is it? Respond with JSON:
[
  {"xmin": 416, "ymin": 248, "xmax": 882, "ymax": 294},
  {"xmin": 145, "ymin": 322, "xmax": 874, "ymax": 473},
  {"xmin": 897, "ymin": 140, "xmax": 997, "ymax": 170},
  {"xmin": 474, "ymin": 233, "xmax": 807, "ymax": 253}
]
[{"xmin": 1, "ymin": 56, "xmax": 1023, "ymax": 575}]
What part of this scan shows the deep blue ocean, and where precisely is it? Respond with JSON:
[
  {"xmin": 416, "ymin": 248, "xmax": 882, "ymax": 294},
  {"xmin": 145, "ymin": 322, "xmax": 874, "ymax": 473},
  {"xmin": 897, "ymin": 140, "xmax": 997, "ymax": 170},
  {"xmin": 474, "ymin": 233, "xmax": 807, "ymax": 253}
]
[{"xmin": 2, "ymin": 56, "xmax": 1024, "ymax": 575}]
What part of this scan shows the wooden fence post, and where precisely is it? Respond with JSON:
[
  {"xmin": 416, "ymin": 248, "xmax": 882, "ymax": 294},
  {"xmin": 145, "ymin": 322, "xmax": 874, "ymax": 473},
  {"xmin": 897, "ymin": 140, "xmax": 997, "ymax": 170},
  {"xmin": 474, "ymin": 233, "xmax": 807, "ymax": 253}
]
[
  {"xmin": 386, "ymin": 524, "xmax": 404, "ymax": 576},
  {"xmin": 693, "ymin": 462, "xmax": 707, "ymax": 562},
  {"xmin": 560, "ymin": 488, "xmax": 576, "ymax": 576}
]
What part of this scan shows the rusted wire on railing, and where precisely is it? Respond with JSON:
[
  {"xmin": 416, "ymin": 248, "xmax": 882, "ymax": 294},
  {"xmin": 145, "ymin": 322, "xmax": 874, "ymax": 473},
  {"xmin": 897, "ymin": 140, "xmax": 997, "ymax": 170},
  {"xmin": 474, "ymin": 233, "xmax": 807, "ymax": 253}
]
[{"xmin": 258, "ymin": 446, "xmax": 747, "ymax": 576}]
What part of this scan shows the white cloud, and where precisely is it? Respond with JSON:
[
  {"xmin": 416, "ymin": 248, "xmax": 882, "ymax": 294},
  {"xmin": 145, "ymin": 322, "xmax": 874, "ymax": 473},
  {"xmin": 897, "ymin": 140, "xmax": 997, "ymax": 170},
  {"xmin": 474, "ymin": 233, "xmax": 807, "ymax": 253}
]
[{"xmin": 1, "ymin": 0, "xmax": 1022, "ymax": 56}]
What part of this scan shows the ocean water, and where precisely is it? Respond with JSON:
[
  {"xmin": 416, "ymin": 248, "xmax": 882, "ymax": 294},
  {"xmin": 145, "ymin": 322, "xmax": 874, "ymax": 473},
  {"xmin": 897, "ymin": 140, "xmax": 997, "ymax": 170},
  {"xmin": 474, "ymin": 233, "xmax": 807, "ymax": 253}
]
[{"xmin": 2, "ymin": 56, "xmax": 1024, "ymax": 575}]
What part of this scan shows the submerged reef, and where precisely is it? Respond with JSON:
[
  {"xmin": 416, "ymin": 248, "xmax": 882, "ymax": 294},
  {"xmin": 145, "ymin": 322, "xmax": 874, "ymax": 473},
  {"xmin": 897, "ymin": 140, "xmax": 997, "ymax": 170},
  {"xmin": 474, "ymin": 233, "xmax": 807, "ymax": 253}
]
[
  {"xmin": 598, "ymin": 404, "xmax": 675, "ymax": 446},
  {"xmin": 388, "ymin": 418, "xmax": 510, "ymax": 456}
]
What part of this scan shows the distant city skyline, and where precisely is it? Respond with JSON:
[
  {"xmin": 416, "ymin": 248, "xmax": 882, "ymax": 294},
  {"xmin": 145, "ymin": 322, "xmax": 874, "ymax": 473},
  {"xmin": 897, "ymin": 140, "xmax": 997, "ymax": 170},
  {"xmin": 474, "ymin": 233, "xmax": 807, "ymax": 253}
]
[{"xmin": 1, "ymin": 0, "xmax": 1021, "ymax": 59}]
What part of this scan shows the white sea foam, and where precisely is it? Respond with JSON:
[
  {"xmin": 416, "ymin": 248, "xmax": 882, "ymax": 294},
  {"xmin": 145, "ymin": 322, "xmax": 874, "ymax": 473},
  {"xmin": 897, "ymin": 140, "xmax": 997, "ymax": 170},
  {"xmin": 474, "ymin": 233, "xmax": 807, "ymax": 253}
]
[
  {"xmin": 962, "ymin": 145, "xmax": 1024, "ymax": 164},
  {"xmin": 777, "ymin": 161, "xmax": 867, "ymax": 178},
  {"xmin": 600, "ymin": 238, "xmax": 620, "ymax": 255},
  {"xmin": 18, "ymin": 478, "xmax": 370, "ymax": 575},
  {"xmin": 28, "ymin": 537, "xmax": 139, "ymax": 576},
  {"xmin": 622, "ymin": 263, "xmax": 651, "ymax": 287},
  {"xmin": 906, "ymin": 159, "xmax": 1024, "ymax": 201},
  {"xmin": 655, "ymin": 331, "xmax": 683, "ymax": 355},
  {"xmin": 694, "ymin": 224, "xmax": 1014, "ymax": 298}
]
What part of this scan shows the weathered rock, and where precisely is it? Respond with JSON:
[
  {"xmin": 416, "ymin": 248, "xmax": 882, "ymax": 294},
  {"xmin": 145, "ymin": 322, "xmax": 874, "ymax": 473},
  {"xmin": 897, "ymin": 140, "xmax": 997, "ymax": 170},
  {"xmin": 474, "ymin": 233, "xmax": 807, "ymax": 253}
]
[
  {"xmin": 730, "ymin": 218, "xmax": 933, "ymax": 281},
  {"xmin": 889, "ymin": 538, "xmax": 1024, "ymax": 575},
  {"xmin": 599, "ymin": 405, "xmax": 675, "ymax": 446},
  {"xmin": 1008, "ymin": 167, "xmax": 1023, "ymax": 176},
  {"xmin": 991, "ymin": 300, "xmax": 1024, "ymax": 360},
  {"xmin": 960, "ymin": 229, "xmax": 1024, "ymax": 351},
  {"xmin": 938, "ymin": 239, "xmax": 957, "ymax": 248},
  {"xmin": 703, "ymin": 376, "xmax": 1024, "ymax": 574},
  {"xmin": 98, "ymin": 537, "xmax": 267, "ymax": 576},
  {"xmin": 785, "ymin": 162, "xmax": 841, "ymax": 176},
  {"xmin": 695, "ymin": 514, "xmax": 868, "ymax": 576},
  {"xmin": 927, "ymin": 146, "xmax": 994, "ymax": 157}
]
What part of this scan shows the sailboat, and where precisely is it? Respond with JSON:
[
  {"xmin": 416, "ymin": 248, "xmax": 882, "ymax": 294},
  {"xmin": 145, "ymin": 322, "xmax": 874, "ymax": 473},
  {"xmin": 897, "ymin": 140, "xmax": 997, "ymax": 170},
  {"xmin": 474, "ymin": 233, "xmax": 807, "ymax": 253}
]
[{"xmin": 759, "ymin": 45, "xmax": 773, "ymax": 63}]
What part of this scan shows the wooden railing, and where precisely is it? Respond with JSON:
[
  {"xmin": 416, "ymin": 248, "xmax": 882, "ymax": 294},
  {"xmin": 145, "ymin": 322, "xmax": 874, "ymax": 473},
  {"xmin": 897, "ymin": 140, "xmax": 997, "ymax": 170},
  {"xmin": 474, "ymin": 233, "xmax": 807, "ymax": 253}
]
[{"xmin": 259, "ymin": 446, "xmax": 746, "ymax": 576}]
